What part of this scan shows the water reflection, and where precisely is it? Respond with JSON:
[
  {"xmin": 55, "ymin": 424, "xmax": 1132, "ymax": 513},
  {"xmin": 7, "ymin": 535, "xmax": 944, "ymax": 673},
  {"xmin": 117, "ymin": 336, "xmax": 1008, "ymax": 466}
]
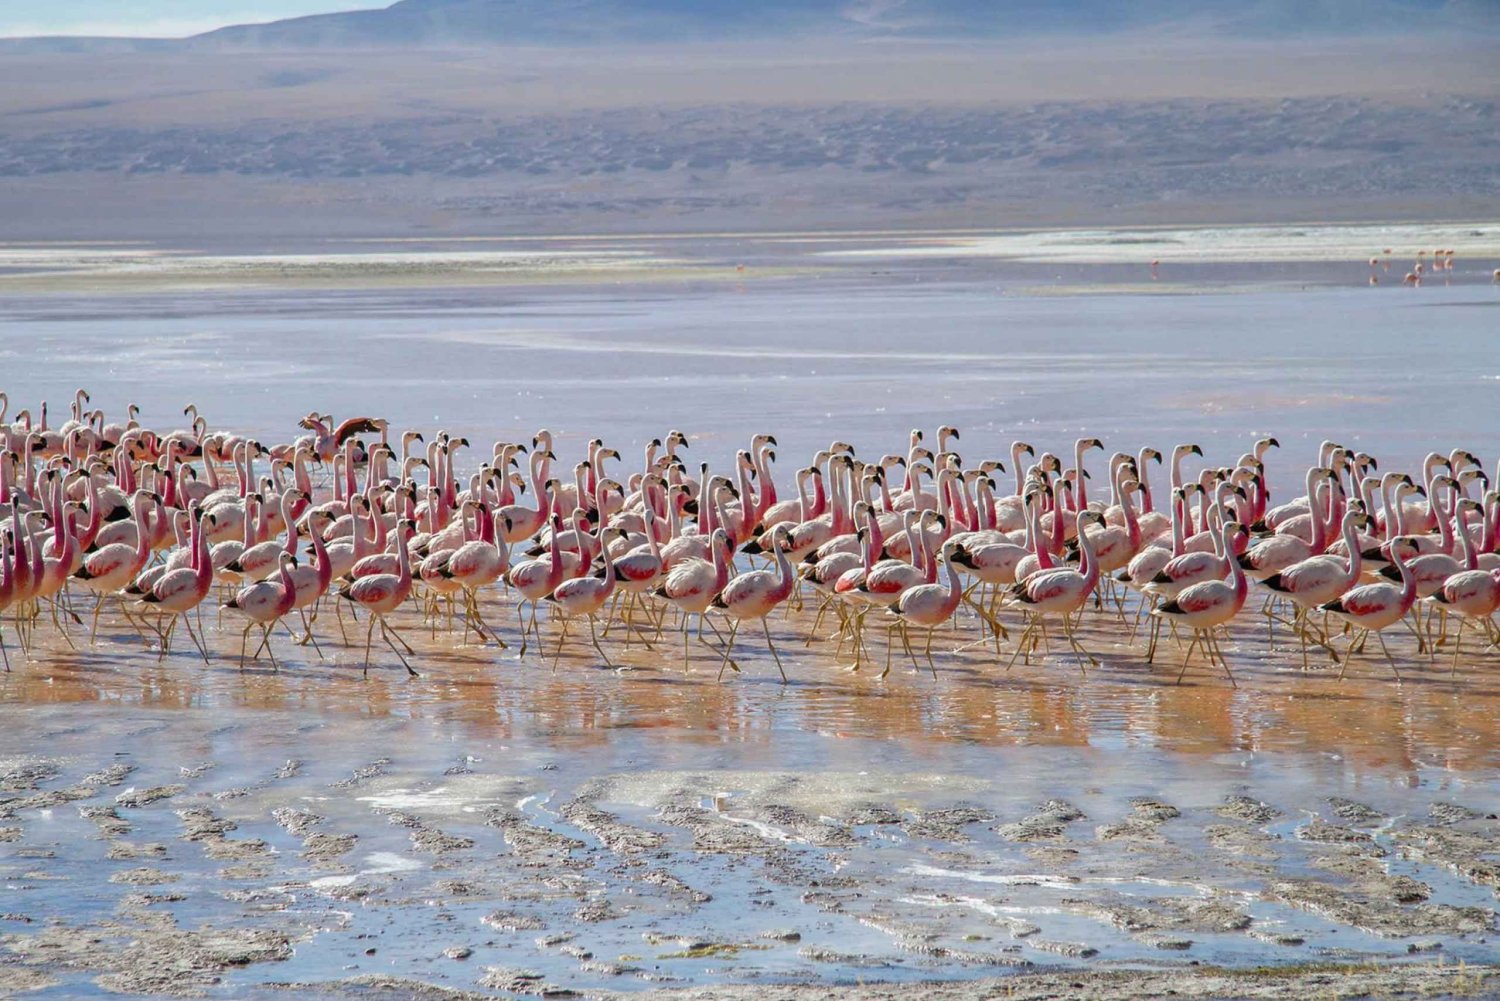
[{"xmin": 5, "ymin": 600, "xmax": 1498, "ymax": 779}]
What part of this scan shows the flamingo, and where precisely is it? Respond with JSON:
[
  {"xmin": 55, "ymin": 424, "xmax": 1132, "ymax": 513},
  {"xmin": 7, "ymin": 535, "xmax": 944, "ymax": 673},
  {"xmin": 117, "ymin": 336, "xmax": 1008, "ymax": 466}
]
[
  {"xmin": 1260, "ymin": 509, "xmax": 1368, "ymax": 669},
  {"xmin": 1004, "ymin": 510, "xmax": 1104, "ymax": 672},
  {"xmin": 223, "ymin": 552, "xmax": 298, "ymax": 671},
  {"xmin": 285, "ymin": 509, "xmax": 336, "ymax": 654},
  {"xmin": 1151, "ymin": 520, "xmax": 1249, "ymax": 686},
  {"xmin": 435, "ymin": 505, "xmax": 511, "ymax": 645},
  {"xmin": 507, "ymin": 508, "xmax": 569, "ymax": 656},
  {"xmin": 1427, "ymin": 555, "xmax": 1500, "ymax": 674},
  {"xmin": 338, "ymin": 518, "xmax": 419, "ymax": 677},
  {"xmin": 545, "ymin": 522, "xmax": 619, "ymax": 667},
  {"xmin": 74, "ymin": 490, "xmax": 156, "ymax": 641},
  {"xmin": 652, "ymin": 528, "xmax": 732, "ymax": 670},
  {"xmin": 0, "ymin": 526, "xmax": 15, "ymax": 670},
  {"xmin": 883, "ymin": 539, "xmax": 964, "ymax": 678},
  {"xmin": 1322, "ymin": 539, "xmax": 1421, "ymax": 681},
  {"xmin": 140, "ymin": 502, "xmax": 214, "ymax": 662},
  {"xmin": 713, "ymin": 525, "xmax": 796, "ymax": 683}
]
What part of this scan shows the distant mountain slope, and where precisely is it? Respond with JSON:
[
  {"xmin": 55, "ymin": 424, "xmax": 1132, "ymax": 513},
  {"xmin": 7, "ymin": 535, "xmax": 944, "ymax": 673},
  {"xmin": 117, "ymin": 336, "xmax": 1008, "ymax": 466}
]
[{"xmin": 2, "ymin": 0, "xmax": 1496, "ymax": 52}]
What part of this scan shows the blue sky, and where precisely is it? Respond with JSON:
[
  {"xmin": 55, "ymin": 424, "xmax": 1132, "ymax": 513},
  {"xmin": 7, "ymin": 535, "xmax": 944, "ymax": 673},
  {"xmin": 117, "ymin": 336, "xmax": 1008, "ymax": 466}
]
[{"xmin": 0, "ymin": 1, "xmax": 365, "ymax": 37}]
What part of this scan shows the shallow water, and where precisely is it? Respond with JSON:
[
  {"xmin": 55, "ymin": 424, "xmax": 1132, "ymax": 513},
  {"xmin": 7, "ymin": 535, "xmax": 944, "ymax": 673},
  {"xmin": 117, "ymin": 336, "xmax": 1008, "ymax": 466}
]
[{"xmin": 2, "ymin": 232, "xmax": 1500, "ymax": 995}]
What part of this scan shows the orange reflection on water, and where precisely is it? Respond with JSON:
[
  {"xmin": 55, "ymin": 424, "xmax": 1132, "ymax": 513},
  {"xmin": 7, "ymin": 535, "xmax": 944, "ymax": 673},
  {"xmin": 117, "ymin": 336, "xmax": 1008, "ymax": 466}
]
[{"xmin": 3, "ymin": 602, "xmax": 1499, "ymax": 776}]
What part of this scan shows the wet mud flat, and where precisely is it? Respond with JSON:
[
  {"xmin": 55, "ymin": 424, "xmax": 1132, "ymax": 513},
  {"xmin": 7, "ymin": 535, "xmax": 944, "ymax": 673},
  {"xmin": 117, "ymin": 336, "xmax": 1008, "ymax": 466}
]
[{"xmin": 3, "ymin": 602, "xmax": 1500, "ymax": 998}]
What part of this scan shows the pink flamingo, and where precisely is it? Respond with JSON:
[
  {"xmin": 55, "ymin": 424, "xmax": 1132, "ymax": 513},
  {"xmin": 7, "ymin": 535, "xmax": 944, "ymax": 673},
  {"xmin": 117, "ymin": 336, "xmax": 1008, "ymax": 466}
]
[
  {"xmin": 652, "ymin": 528, "xmax": 732, "ymax": 670},
  {"xmin": 285, "ymin": 509, "xmax": 337, "ymax": 654},
  {"xmin": 713, "ymin": 525, "xmax": 796, "ymax": 683},
  {"xmin": 1260, "ymin": 509, "xmax": 1367, "ymax": 669},
  {"xmin": 338, "ymin": 519, "xmax": 419, "ymax": 677},
  {"xmin": 507, "ymin": 508, "xmax": 569, "ymax": 656},
  {"xmin": 1427, "ymin": 553, "xmax": 1500, "ymax": 675},
  {"xmin": 545, "ymin": 521, "xmax": 619, "ymax": 667},
  {"xmin": 74, "ymin": 490, "xmax": 156, "ymax": 641},
  {"xmin": 1151, "ymin": 519, "xmax": 1249, "ymax": 685},
  {"xmin": 434, "ymin": 504, "xmax": 511, "ymax": 646},
  {"xmin": 227, "ymin": 490, "xmax": 306, "ymax": 582},
  {"xmin": 1004, "ymin": 510, "xmax": 1104, "ymax": 672},
  {"xmin": 0, "ymin": 525, "xmax": 15, "ymax": 670},
  {"xmin": 883, "ymin": 539, "xmax": 963, "ymax": 678},
  {"xmin": 140, "ymin": 502, "xmax": 214, "ymax": 662},
  {"xmin": 223, "ymin": 551, "xmax": 298, "ymax": 671},
  {"xmin": 1322, "ymin": 538, "xmax": 1420, "ymax": 681}
]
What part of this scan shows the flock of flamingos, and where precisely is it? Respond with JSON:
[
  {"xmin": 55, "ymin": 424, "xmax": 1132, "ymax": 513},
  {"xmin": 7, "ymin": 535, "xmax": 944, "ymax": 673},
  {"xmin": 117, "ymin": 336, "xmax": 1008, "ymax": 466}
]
[{"xmin": 1, "ymin": 389, "xmax": 1498, "ymax": 687}]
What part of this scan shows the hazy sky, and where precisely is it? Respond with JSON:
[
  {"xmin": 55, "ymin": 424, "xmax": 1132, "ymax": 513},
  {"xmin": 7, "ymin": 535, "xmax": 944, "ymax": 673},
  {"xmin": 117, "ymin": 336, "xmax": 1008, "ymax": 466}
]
[{"xmin": 0, "ymin": 1, "xmax": 361, "ymax": 37}]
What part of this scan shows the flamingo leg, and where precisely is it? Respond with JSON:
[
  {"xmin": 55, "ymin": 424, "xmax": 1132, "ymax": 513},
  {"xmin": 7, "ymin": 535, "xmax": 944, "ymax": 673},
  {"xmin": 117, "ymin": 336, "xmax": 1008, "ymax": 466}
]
[
  {"xmin": 806, "ymin": 593, "xmax": 834, "ymax": 646},
  {"xmin": 238, "ymin": 621, "xmax": 255, "ymax": 671},
  {"xmin": 1451, "ymin": 619, "xmax": 1465, "ymax": 675},
  {"xmin": 182, "ymin": 614, "xmax": 211, "ymax": 664},
  {"xmin": 362, "ymin": 613, "xmax": 377, "ymax": 676},
  {"xmin": 262, "ymin": 623, "xmax": 280, "ymax": 672},
  {"xmin": 381, "ymin": 619, "xmax": 419, "ymax": 677},
  {"xmin": 1060, "ymin": 613, "xmax": 1096, "ymax": 672},
  {"xmin": 1006, "ymin": 618, "xmax": 1036, "ymax": 672},
  {"xmin": 515, "ymin": 601, "xmax": 530, "ymax": 656},
  {"xmin": 299, "ymin": 609, "xmax": 324, "ymax": 659},
  {"xmin": 1375, "ymin": 631, "xmax": 1403, "ymax": 682},
  {"xmin": 1208, "ymin": 629, "xmax": 1236, "ymax": 687},
  {"xmin": 1175, "ymin": 631, "xmax": 1201, "ymax": 684},
  {"xmin": 1337, "ymin": 631, "xmax": 1366, "ymax": 681},
  {"xmin": 552, "ymin": 617, "xmax": 571, "ymax": 669},
  {"xmin": 589, "ymin": 616, "xmax": 612, "ymax": 667},
  {"xmin": 762, "ymin": 617, "xmax": 787, "ymax": 684},
  {"xmin": 899, "ymin": 622, "xmax": 920, "ymax": 673},
  {"xmin": 716, "ymin": 620, "xmax": 741, "ymax": 681}
]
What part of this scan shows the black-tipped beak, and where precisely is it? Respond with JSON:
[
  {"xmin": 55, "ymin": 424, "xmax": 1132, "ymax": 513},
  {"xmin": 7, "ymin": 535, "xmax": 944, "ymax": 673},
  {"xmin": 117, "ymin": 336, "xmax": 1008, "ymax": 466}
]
[{"xmin": 1191, "ymin": 445, "xmax": 1204, "ymax": 456}]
